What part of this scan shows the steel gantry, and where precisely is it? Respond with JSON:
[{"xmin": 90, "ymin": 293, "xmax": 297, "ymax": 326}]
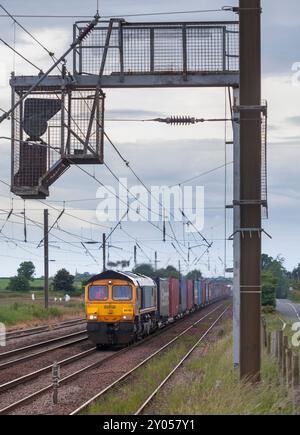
[{"xmin": 7, "ymin": 1, "xmax": 266, "ymax": 381}]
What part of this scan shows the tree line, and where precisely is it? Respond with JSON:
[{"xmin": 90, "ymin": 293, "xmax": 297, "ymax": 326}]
[
  {"xmin": 5, "ymin": 254, "xmax": 299, "ymax": 310},
  {"xmin": 7, "ymin": 262, "xmax": 76, "ymax": 293}
]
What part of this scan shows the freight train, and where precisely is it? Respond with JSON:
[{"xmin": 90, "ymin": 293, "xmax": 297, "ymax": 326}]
[{"xmin": 85, "ymin": 270, "xmax": 231, "ymax": 347}]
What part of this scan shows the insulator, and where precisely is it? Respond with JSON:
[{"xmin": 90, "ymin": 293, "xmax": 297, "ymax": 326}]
[
  {"xmin": 77, "ymin": 15, "xmax": 100, "ymax": 42},
  {"xmin": 154, "ymin": 116, "xmax": 198, "ymax": 126}
]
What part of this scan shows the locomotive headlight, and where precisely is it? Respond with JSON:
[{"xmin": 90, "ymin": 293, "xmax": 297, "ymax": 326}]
[
  {"xmin": 123, "ymin": 315, "xmax": 128, "ymax": 320},
  {"xmin": 89, "ymin": 314, "xmax": 97, "ymax": 320}
]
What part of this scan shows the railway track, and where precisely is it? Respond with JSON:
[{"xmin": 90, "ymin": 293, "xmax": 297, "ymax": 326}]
[
  {"xmin": 6, "ymin": 318, "xmax": 85, "ymax": 341},
  {"xmin": 70, "ymin": 303, "xmax": 229, "ymax": 415},
  {"xmin": 0, "ymin": 330, "xmax": 88, "ymax": 368},
  {"xmin": 0, "ymin": 302, "xmax": 227, "ymax": 415},
  {"xmin": 135, "ymin": 306, "xmax": 230, "ymax": 415}
]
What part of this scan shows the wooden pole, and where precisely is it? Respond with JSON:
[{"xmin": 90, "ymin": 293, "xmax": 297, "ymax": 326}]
[
  {"xmin": 275, "ymin": 331, "xmax": 279, "ymax": 360},
  {"xmin": 267, "ymin": 332, "xmax": 271, "ymax": 355},
  {"xmin": 282, "ymin": 336, "xmax": 288, "ymax": 379},
  {"xmin": 286, "ymin": 348, "xmax": 293, "ymax": 387},
  {"xmin": 293, "ymin": 354, "xmax": 300, "ymax": 388},
  {"xmin": 278, "ymin": 330, "xmax": 283, "ymax": 369}
]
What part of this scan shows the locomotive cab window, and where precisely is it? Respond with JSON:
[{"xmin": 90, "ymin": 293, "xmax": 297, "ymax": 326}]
[
  {"xmin": 88, "ymin": 285, "xmax": 108, "ymax": 301},
  {"xmin": 112, "ymin": 285, "xmax": 132, "ymax": 301}
]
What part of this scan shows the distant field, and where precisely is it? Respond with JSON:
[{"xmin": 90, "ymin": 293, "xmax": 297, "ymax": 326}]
[
  {"xmin": 0, "ymin": 277, "xmax": 82, "ymax": 292},
  {"xmin": 0, "ymin": 278, "xmax": 9, "ymax": 290},
  {"xmin": 0, "ymin": 278, "xmax": 85, "ymax": 328}
]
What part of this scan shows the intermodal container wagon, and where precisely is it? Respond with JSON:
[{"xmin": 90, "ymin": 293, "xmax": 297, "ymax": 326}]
[
  {"xmin": 194, "ymin": 280, "xmax": 200, "ymax": 306},
  {"xmin": 187, "ymin": 280, "xmax": 194, "ymax": 311},
  {"xmin": 156, "ymin": 278, "xmax": 169, "ymax": 319},
  {"xmin": 205, "ymin": 280, "xmax": 210, "ymax": 304},
  {"xmin": 169, "ymin": 278, "xmax": 180, "ymax": 318},
  {"xmin": 180, "ymin": 279, "xmax": 187, "ymax": 313},
  {"xmin": 197, "ymin": 280, "xmax": 202, "ymax": 306},
  {"xmin": 200, "ymin": 279, "xmax": 205, "ymax": 305}
]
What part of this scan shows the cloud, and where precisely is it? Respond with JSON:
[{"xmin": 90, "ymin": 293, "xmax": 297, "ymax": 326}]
[
  {"xmin": 286, "ymin": 116, "xmax": 300, "ymax": 126},
  {"xmin": 106, "ymin": 109, "xmax": 165, "ymax": 119}
]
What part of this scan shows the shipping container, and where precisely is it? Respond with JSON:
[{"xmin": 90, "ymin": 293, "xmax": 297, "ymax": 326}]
[
  {"xmin": 141, "ymin": 285, "xmax": 156, "ymax": 309},
  {"xmin": 156, "ymin": 278, "xmax": 169, "ymax": 319},
  {"xmin": 169, "ymin": 278, "xmax": 180, "ymax": 318},
  {"xmin": 180, "ymin": 279, "xmax": 187, "ymax": 313},
  {"xmin": 187, "ymin": 280, "xmax": 194, "ymax": 310},
  {"xmin": 196, "ymin": 280, "xmax": 202, "ymax": 306},
  {"xmin": 206, "ymin": 280, "xmax": 210, "ymax": 304},
  {"xmin": 194, "ymin": 281, "xmax": 199, "ymax": 306},
  {"xmin": 200, "ymin": 279, "xmax": 205, "ymax": 305}
]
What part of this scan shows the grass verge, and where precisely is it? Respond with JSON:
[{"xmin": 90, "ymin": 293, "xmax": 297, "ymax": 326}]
[
  {"xmin": 82, "ymin": 310, "xmax": 230, "ymax": 416},
  {"xmin": 0, "ymin": 301, "xmax": 84, "ymax": 328},
  {"xmin": 288, "ymin": 289, "xmax": 300, "ymax": 304},
  {"xmin": 83, "ymin": 319, "xmax": 299, "ymax": 416}
]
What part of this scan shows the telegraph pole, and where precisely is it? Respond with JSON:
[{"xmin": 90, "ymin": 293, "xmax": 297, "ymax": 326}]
[
  {"xmin": 102, "ymin": 233, "xmax": 106, "ymax": 272},
  {"xmin": 44, "ymin": 209, "xmax": 49, "ymax": 310},
  {"xmin": 239, "ymin": 0, "xmax": 262, "ymax": 381}
]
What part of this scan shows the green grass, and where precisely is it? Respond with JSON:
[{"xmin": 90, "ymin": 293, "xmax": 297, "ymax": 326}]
[
  {"xmin": 0, "ymin": 301, "xmax": 85, "ymax": 327},
  {"xmin": 156, "ymin": 333, "xmax": 295, "ymax": 415},
  {"xmin": 83, "ymin": 319, "xmax": 299, "ymax": 416},
  {"xmin": 288, "ymin": 289, "xmax": 300, "ymax": 303},
  {"xmin": 0, "ymin": 278, "xmax": 9, "ymax": 290}
]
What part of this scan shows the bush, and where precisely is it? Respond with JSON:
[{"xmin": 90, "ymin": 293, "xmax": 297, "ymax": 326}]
[
  {"xmin": 7, "ymin": 275, "xmax": 30, "ymax": 292},
  {"xmin": 53, "ymin": 269, "xmax": 75, "ymax": 292},
  {"xmin": 262, "ymin": 271, "xmax": 277, "ymax": 309},
  {"xmin": 262, "ymin": 305, "xmax": 276, "ymax": 314}
]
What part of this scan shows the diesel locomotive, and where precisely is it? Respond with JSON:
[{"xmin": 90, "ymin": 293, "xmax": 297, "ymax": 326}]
[{"xmin": 85, "ymin": 270, "xmax": 230, "ymax": 347}]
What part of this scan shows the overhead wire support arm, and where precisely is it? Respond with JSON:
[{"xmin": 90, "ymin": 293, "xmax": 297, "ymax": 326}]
[{"xmin": 0, "ymin": 13, "xmax": 100, "ymax": 124}]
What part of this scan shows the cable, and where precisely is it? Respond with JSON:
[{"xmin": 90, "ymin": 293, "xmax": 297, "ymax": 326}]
[
  {"xmin": 180, "ymin": 210, "xmax": 211, "ymax": 248},
  {"xmin": 0, "ymin": 4, "xmax": 55, "ymax": 58},
  {"xmin": 0, "ymin": 178, "xmax": 10, "ymax": 187},
  {"xmin": 99, "ymin": 208, "xmax": 129, "ymax": 249},
  {"xmin": 81, "ymin": 242, "xmax": 98, "ymax": 265},
  {"xmin": 37, "ymin": 205, "xmax": 65, "ymax": 248},
  {"xmin": 104, "ymin": 132, "xmax": 186, "ymax": 249},
  {"xmin": 136, "ymin": 242, "xmax": 152, "ymax": 264},
  {"xmin": 171, "ymin": 162, "xmax": 234, "ymax": 187},
  {"xmin": 0, "ymin": 231, "xmax": 41, "ymax": 258},
  {"xmin": 0, "ymin": 201, "xmax": 13, "ymax": 234},
  {"xmin": 1, "ymin": 15, "xmax": 217, "ymax": 256},
  {"xmin": 171, "ymin": 242, "xmax": 188, "ymax": 266},
  {"xmin": 0, "ymin": 206, "xmax": 101, "ymax": 254},
  {"xmin": 0, "ymin": 38, "xmax": 42, "ymax": 72},
  {"xmin": 0, "ymin": 8, "xmax": 233, "ymax": 19}
]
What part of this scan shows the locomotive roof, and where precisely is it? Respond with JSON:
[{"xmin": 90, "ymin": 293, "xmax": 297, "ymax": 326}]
[{"xmin": 86, "ymin": 270, "xmax": 156, "ymax": 287}]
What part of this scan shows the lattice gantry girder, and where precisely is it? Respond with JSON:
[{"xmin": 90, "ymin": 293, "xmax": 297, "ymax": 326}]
[
  {"xmin": 72, "ymin": 20, "xmax": 239, "ymax": 87},
  {"xmin": 11, "ymin": 84, "xmax": 105, "ymax": 199}
]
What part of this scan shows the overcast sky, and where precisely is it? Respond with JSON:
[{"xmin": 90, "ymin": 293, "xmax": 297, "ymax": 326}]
[{"xmin": 0, "ymin": 0, "xmax": 299, "ymax": 278}]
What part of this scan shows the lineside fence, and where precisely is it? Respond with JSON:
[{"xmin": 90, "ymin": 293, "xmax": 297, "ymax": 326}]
[{"xmin": 262, "ymin": 319, "xmax": 300, "ymax": 399}]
